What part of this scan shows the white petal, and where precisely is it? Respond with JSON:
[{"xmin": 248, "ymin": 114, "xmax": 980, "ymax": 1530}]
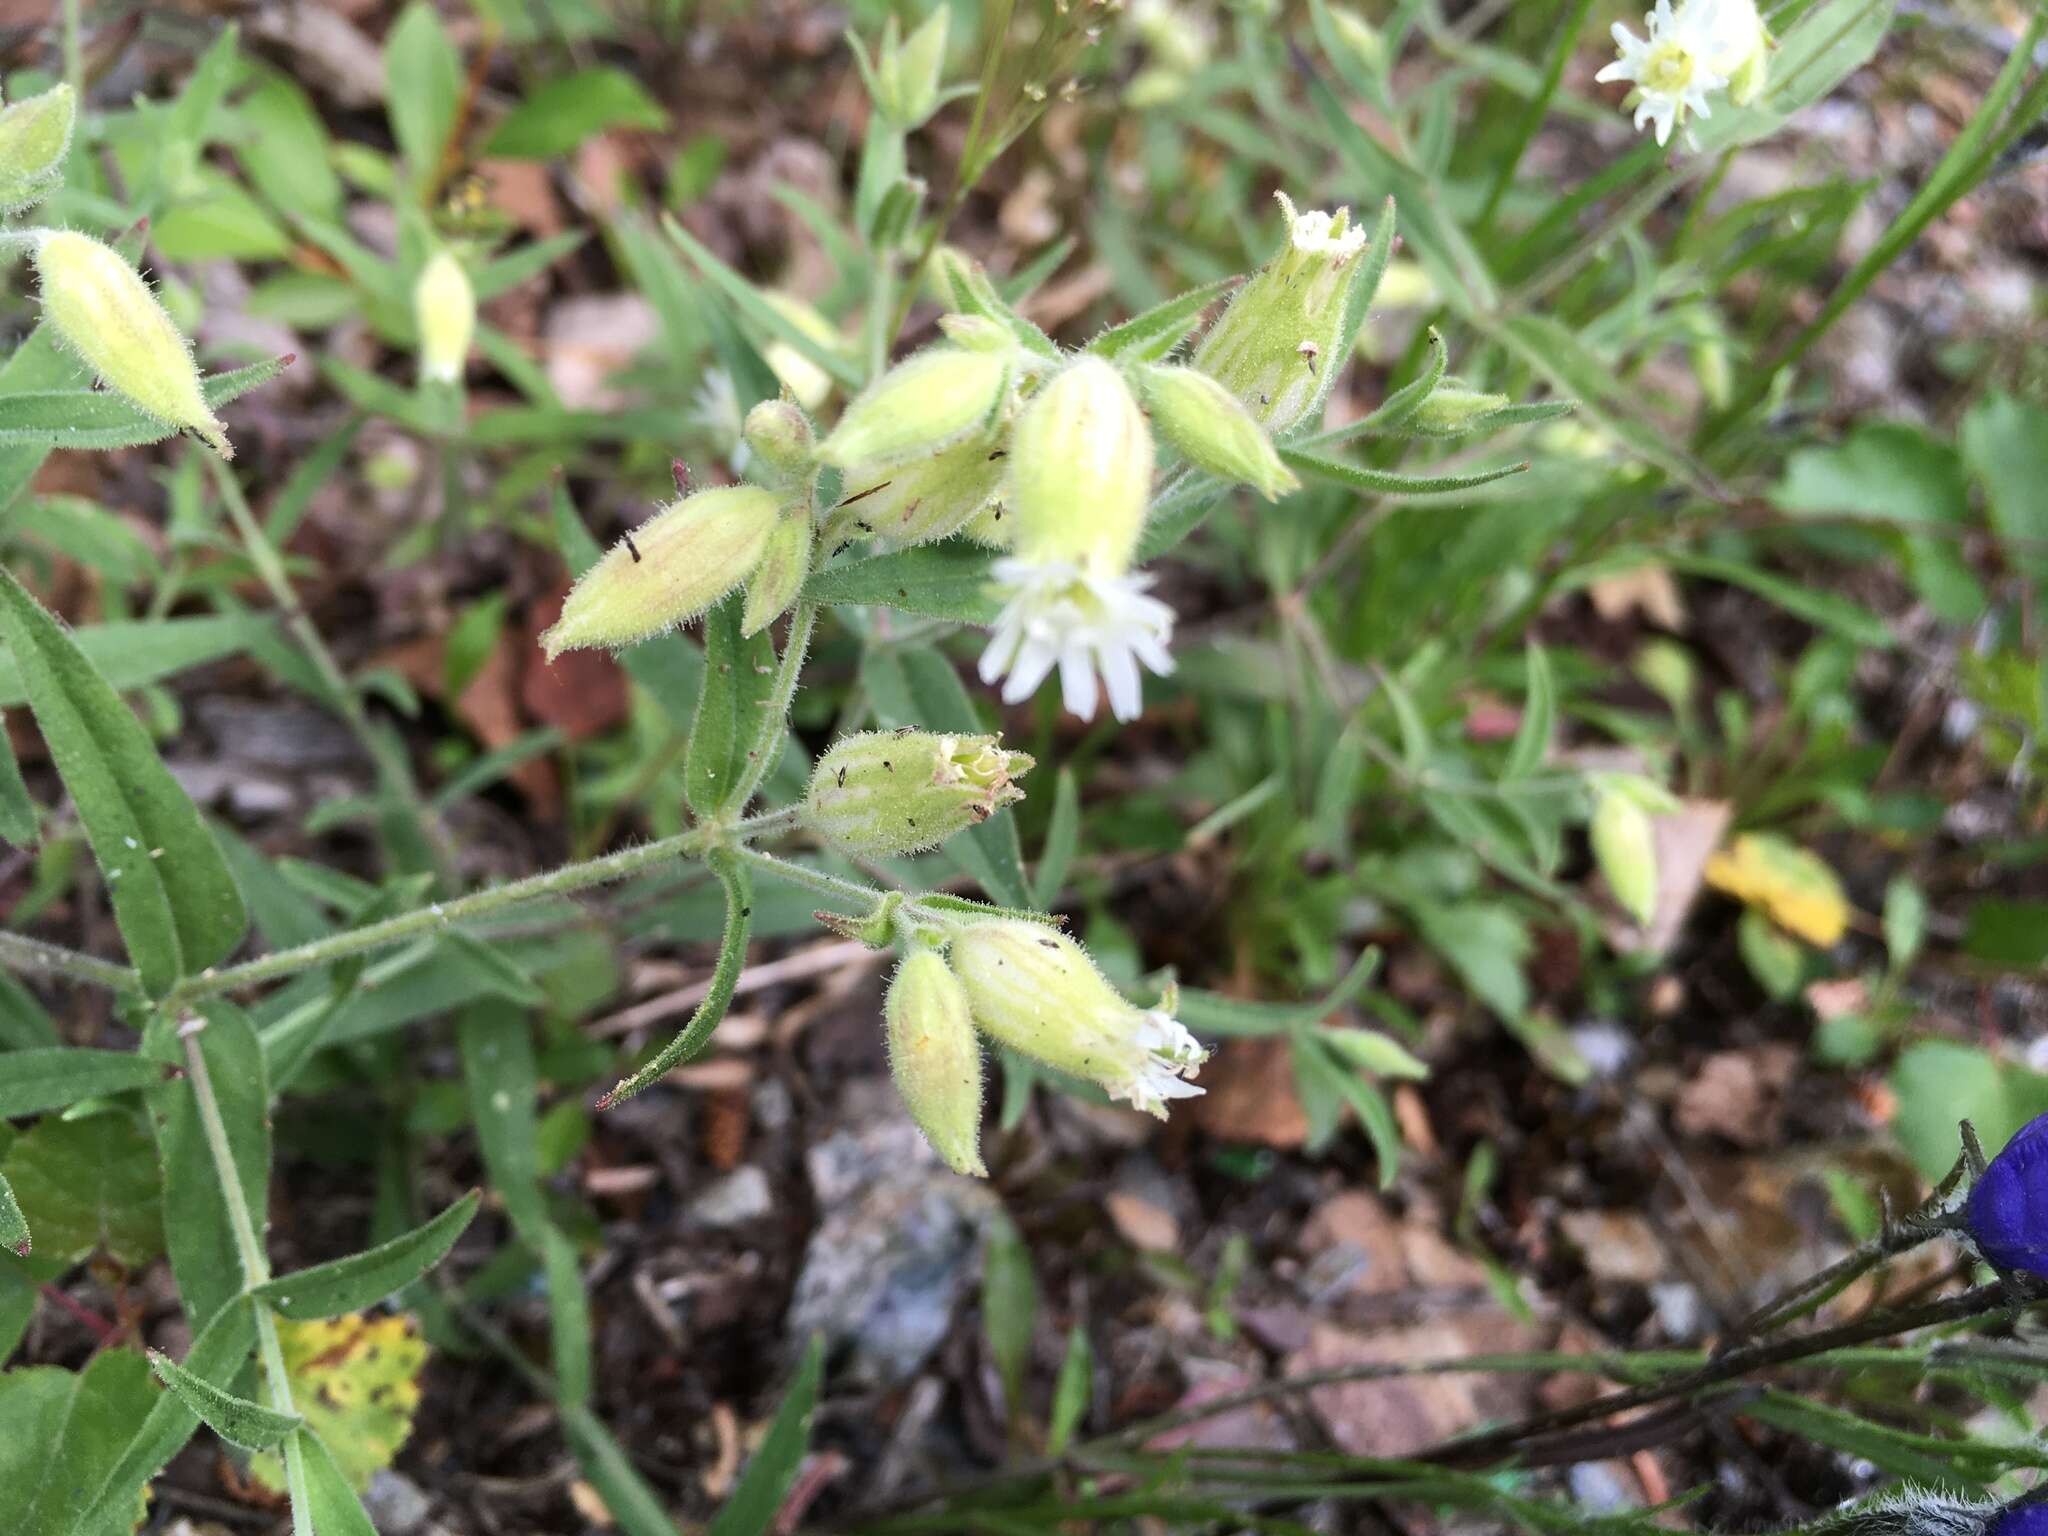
[{"xmin": 1058, "ymin": 646, "xmax": 1099, "ymax": 720}]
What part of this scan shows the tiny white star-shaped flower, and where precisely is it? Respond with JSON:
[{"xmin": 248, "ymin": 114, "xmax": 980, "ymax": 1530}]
[
  {"xmin": 977, "ymin": 557, "xmax": 1176, "ymax": 723},
  {"xmin": 1596, "ymin": 0, "xmax": 1729, "ymax": 146}
]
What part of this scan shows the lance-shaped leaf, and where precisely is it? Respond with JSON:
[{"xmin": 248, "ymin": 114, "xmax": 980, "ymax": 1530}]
[
  {"xmin": 253, "ymin": 1191, "xmax": 480, "ymax": 1320},
  {"xmin": 1279, "ymin": 446, "xmax": 1531, "ymax": 497},
  {"xmin": 0, "ymin": 357, "xmax": 287, "ymax": 450},
  {"xmin": 0, "ymin": 1170, "xmax": 26, "ymax": 1255},
  {"xmin": 0, "ymin": 567, "xmax": 247, "ymax": 995},
  {"xmin": 1086, "ymin": 275, "xmax": 1240, "ymax": 365},
  {"xmin": 148, "ymin": 1349, "xmax": 302, "ymax": 1451},
  {"xmin": 0, "ymin": 1047, "xmax": 166, "ymax": 1117}
]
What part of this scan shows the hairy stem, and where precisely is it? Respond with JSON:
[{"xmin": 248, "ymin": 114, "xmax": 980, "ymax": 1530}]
[
  {"xmin": 179, "ymin": 1014, "xmax": 313, "ymax": 1527},
  {"xmin": 0, "ymin": 929, "xmax": 138, "ymax": 992}
]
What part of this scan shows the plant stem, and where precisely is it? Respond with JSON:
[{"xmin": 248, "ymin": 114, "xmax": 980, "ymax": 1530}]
[
  {"xmin": 207, "ymin": 456, "xmax": 459, "ymax": 893},
  {"xmin": 61, "ymin": 0, "xmax": 82, "ymax": 98},
  {"xmin": 730, "ymin": 844, "xmax": 885, "ymax": 909},
  {"xmin": 0, "ymin": 930, "xmax": 138, "ymax": 992},
  {"xmin": 164, "ymin": 828, "xmax": 713, "ymax": 1004},
  {"xmin": 178, "ymin": 1014, "xmax": 314, "ymax": 1528}
]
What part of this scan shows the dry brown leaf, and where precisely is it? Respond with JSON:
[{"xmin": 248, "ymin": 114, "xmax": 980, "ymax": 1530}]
[
  {"xmin": 1189, "ymin": 1037, "xmax": 1309, "ymax": 1149},
  {"xmin": 1587, "ymin": 563, "xmax": 1687, "ymax": 630},
  {"xmin": 1105, "ymin": 1191, "xmax": 1180, "ymax": 1253}
]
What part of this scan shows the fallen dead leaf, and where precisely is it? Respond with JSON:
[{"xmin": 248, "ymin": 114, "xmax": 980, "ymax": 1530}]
[
  {"xmin": 1587, "ymin": 562, "xmax": 1686, "ymax": 630},
  {"xmin": 1675, "ymin": 1046, "xmax": 1798, "ymax": 1147},
  {"xmin": 1628, "ymin": 798, "xmax": 1732, "ymax": 953},
  {"xmin": 1287, "ymin": 1313, "xmax": 1542, "ymax": 1458},
  {"xmin": 1189, "ymin": 1037, "xmax": 1310, "ymax": 1149},
  {"xmin": 1558, "ymin": 1209, "xmax": 1667, "ymax": 1286},
  {"xmin": 520, "ymin": 589, "xmax": 630, "ymax": 743},
  {"xmin": 1105, "ymin": 1191, "xmax": 1181, "ymax": 1253},
  {"xmin": 568, "ymin": 1479, "xmax": 614, "ymax": 1529}
]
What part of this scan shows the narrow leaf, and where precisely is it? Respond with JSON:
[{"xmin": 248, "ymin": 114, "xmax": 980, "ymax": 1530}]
[
  {"xmin": 1503, "ymin": 642, "xmax": 1553, "ymax": 780},
  {"xmin": 706, "ymin": 1335, "xmax": 825, "ymax": 1536},
  {"xmin": 298, "ymin": 1430, "xmax": 380, "ymax": 1536},
  {"xmin": 1086, "ymin": 275, "xmax": 1239, "ymax": 364},
  {"xmin": 0, "ymin": 568, "xmax": 247, "ymax": 994},
  {"xmin": 149, "ymin": 1349, "xmax": 302, "ymax": 1450},
  {"xmin": 0, "ymin": 1169, "xmax": 27, "ymax": 1255},
  {"xmin": 253, "ymin": 1191, "xmax": 480, "ymax": 1320},
  {"xmin": 0, "ymin": 1047, "xmax": 166, "ymax": 1116},
  {"xmin": 805, "ymin": 542, "xmax": 1002, "ymax": 625},
  {"xmin": 685, "ymin": 596, "xmax": 778, "ymax": 819},
  {"xmin": 1280, "ymin": 446, "xmax": 1531, "ymax": 497}
]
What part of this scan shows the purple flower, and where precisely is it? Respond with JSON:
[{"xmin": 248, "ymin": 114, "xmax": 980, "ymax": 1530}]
[
  {"xmin": 1992, "ymin": 1503, "xmax": 2048, "ymax": 1536},
  {"xmin": 1966, "ymin": 1113, "xmax": 2048, "ymax": 1278}
]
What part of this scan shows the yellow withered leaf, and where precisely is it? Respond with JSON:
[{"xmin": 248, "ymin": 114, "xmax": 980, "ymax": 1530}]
[
  {"xmin": 1704, "ymin": 832, "xmax": 1850, "ymax": 947},
  {"xmin": 249, "ymin": 1313, "xmax": 428, "ymax": 1493}
]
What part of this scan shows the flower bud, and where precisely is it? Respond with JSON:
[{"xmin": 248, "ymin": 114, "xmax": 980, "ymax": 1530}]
[
  {"xmin": 1411, "ymin": 383, "xmax": 1511, "ymax": 437},
  {"xmin": 946, "ymin": 921, "xmax": 1206, "ymax": 1118},
  {"xmin": 1589, "ymin": 777, "xmax": 1661, "ymax": 927},
  {"xmin": 1008, "ymin": 356, "xmax": 1153, "ymax": 571},
  {"xmin": 32, "ymin": 231, "xmax": 232, "ymax": 458},
  {"xmin": 1192, "ymin": 191, "xmax": 1371, "ymax": 435},
  {"xmin": 1135, "ymin": 364, "xmax": 1297, "ymax": 501},
  {"xmin": 740, "ymin": 508, "xmax": 813, "ymax": 637},
  {"xmin": 1967, "ymin": 1113, "xmax": 2048, "ymax": 1280},
  {"xmin": 1327, "ymin": 8, "xmax": 1386, "ymax": 75},
  {"xmin": 761, "ymin": 292, "xmax": 841, "ymax": 412},
  {"xmin": 872, "ymin": 7, "xmax": 949, "ymax": 129},
  {"xmin": 414, "ymin": 250, "xmax": 475, "ymax": 386},
  {"xmin": 1705, "ymin": 0, "xmax": 1771, "ymax": 107},
  {"xmin": 886, "ymin": 950, "xmax": 987, "ymax": 1177},
  {"xmin": 742, "ymin": 398, "xmax": 815, "ymax": 482},
  {"xmin": 541, "ymin": 486, "xmax": 778, "ymax": 659},
  {"xmin": 803, "ymin": 730, "xmax": 1031, "ymax": 858},
  {"xmin": 825, "ymin": 434, "xmax": 1006, "ymax": 551},
  {"xmin": 936, "ymin": 313, "xmax": 1015, "ymax": 353},
  {"xmin": 818, "ymin": 347, "xmax": 1010, "ymax": 471},
  {"xmin": 0, "ymin": 83, "xmax": 74, "ymax": 212}
]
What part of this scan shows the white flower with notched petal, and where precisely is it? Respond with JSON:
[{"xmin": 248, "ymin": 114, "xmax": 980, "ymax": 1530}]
[
  {"xmin": 978, "ymin": 557, "xmax": 1176, "ymax": 722},
  {"xmin": 1596, "ymin": 0, "xmax": 1728, "ymax": 147},
  {"xmin": 979, "ymin": 356, "xmax": 1174, "ymax": 723}
]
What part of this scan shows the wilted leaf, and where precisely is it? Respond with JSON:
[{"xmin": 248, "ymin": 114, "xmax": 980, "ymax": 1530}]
[
  {"xmin": 1705, "ymin": 832, "xmax": 1850, "ymax": 946},
  {"xmin": 250, "ymin": 1314, "xmax": 429, "ymax": 1494}
]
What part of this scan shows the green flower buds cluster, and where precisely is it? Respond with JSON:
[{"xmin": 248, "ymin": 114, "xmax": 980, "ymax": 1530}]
[
  {"xmin": 1193, "ymin": 191, "xmax": 1372, "ymax": 436},
  {"xmin": 542, "ymin": 485, "xmax": 783, "ymax": 658},
  {"xmin": 819, "ymin": 346, "xmax": 1014, "ymax": 472},
  {"xmin": 802, "ymin": 730, "xmax": 1032, "ymax": 857},
  {"xmin": 1588, "ymin": 772, "xmax": 1681, "ymax": 927},
  {"xmin": 0, "ymin": 84, "xmax": 74, "ymax": 213},
  {"xmin": 414, "ymin": 251, "xmax": 476, "ymax": 386},
  {"xmin": 33, "ymin": 231, "xmax": 233, "ymax": 458},
  {"xmin": 880, "ymin": 917, "xmax": 1207, "ymax": 1176}
]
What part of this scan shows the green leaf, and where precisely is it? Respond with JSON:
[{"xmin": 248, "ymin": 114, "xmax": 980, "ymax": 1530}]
[
  {"xmin": 1960, "ymin": 899, "xmax": 2048, "ymax": 971},
  {"xmin": 1, "ymin": 1349, "xmax": 158, "ymax": 1536},
  {"xmin": 1411, "ymin": 900, "xmax": 1529, "ymax": 1020},
  {"xmin": 706, "ymin": 1334, "xmax": 825, "ymax": 1536},
  {"xmin": 485, "ymin": 68, "xmax": 669, "ymax": 158},
  {"xmin": 560, "ymin": 1407, "xmax": 689, "ymax": 1536},
  {"xmin": 1963, "ymin": 390, "xmax": 2048, "ymax": 580},
  {"xmin": 1046, "ymin": 1325, "xmax": 1093, "ymax": 1456},
  {"xmin": 0, "ymin": 1111, "xmax": 162, "ymax": 1266},
  {"xmin": 458, "ymin": 1002, "xmax": 547, "ymax": 1244},
  {"xmin": 70, "ymin": 1298, "xmax": 256, "ymax": 1536},
  {"xmin": 1890, "ymin": 1040, "xmax": 2012, "ymax": 1182},
  {"xmin": 148, "ymin": 1002, "xmax": 269, "ymax": 1331},
  {"xmin": 805, "ymin": 542, "xmax": 1002, "ymax": 624},
  {"xmin": 235, "ymin": 69, "xmax": 342, "ymax": 219},
  {"xmin": 1883, "ymin": 876, "xmax": 1927, "ymax": 973},
  {"xmin": 253, "ymin": 1191, "xmax": 480, "ymax": 1320},
  {"xmin": 0, "ymin": 325, "xmax": 86, "ymax": 513},
  {"xmin": 1085, "ymin": 275, "xmax": 1240, "ymax": 364},
  {"xmin": 1503, "ymin": 642, "xmax": 1553, "ymax": 780},
  {"xmin": 0, "ymin": 1047, "xmax": 165, "ymax": 1116},
  {"xmin": 1690, "ymin": 0, "xmax": 1899, "ymax": 155},
  {"xmin": 981, "ymin": 1211, "xmax": 1038, "ymax": 1418},
  {"xmin": 148, "ymin": 1349, "xmax": 301, "ymax": 1450},
  {"xmin": 0, "ymin": 569, "xmax": 248, "ymax": 995},
  {"xmin": 1173, "ymin": 948, "xmax": 1381, "ymax": 1038},
  {"xmin": 665, "ymin": 217, "xmax": 863, "ymax": 390},
  {"xmin": 1032, "ymin": 766, "xmax": 1081, "ymax": 909},
  {"xmin": 685, "ymin": 595, "xmax": 779, "ymax": 820},
  {"xmin": 0, "ymin": 715, "xmax": 36, "ymax": 845},
  {"xmin": 298, "ymin": 1429, "xmax": 381, "ymax": 1536},
  {"xmin": 0, "ymin": 356, "xmax": 288, "ymax": 450},
  {"xmin": 0, "ymin": 614, "xmax": 272, "ymax": 708},
  {"xmin": 0, "ymin": 1170, "xmax": 26, "ymax": 1255},
  {"xmin": 1280, "ymin": 446, "xmax": 1531, "ymax": 497},
  {"xmin": 385, "ymin": 2, "xmax": 462, "ymax": 184},
  {"xmin": 1589, "ymin": 552, "xmax": 1894, "ymax": 650}
]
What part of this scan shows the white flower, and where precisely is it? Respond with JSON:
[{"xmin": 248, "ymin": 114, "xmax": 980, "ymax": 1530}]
[
  {"xmin": 977, "ymin": 557, "xmax": 1175, "ymax": 722},
  {"xmin": 1275, "ymin": 190, "xmax": 1368, "ymax": 262},
  {"xmin": 1124, "ymin": 1008, "xmax": 1208, "ymax": 1116},
  {"xmin": 1596, "ymin": 0, "xmax": 1728, "ymax": 146}
]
